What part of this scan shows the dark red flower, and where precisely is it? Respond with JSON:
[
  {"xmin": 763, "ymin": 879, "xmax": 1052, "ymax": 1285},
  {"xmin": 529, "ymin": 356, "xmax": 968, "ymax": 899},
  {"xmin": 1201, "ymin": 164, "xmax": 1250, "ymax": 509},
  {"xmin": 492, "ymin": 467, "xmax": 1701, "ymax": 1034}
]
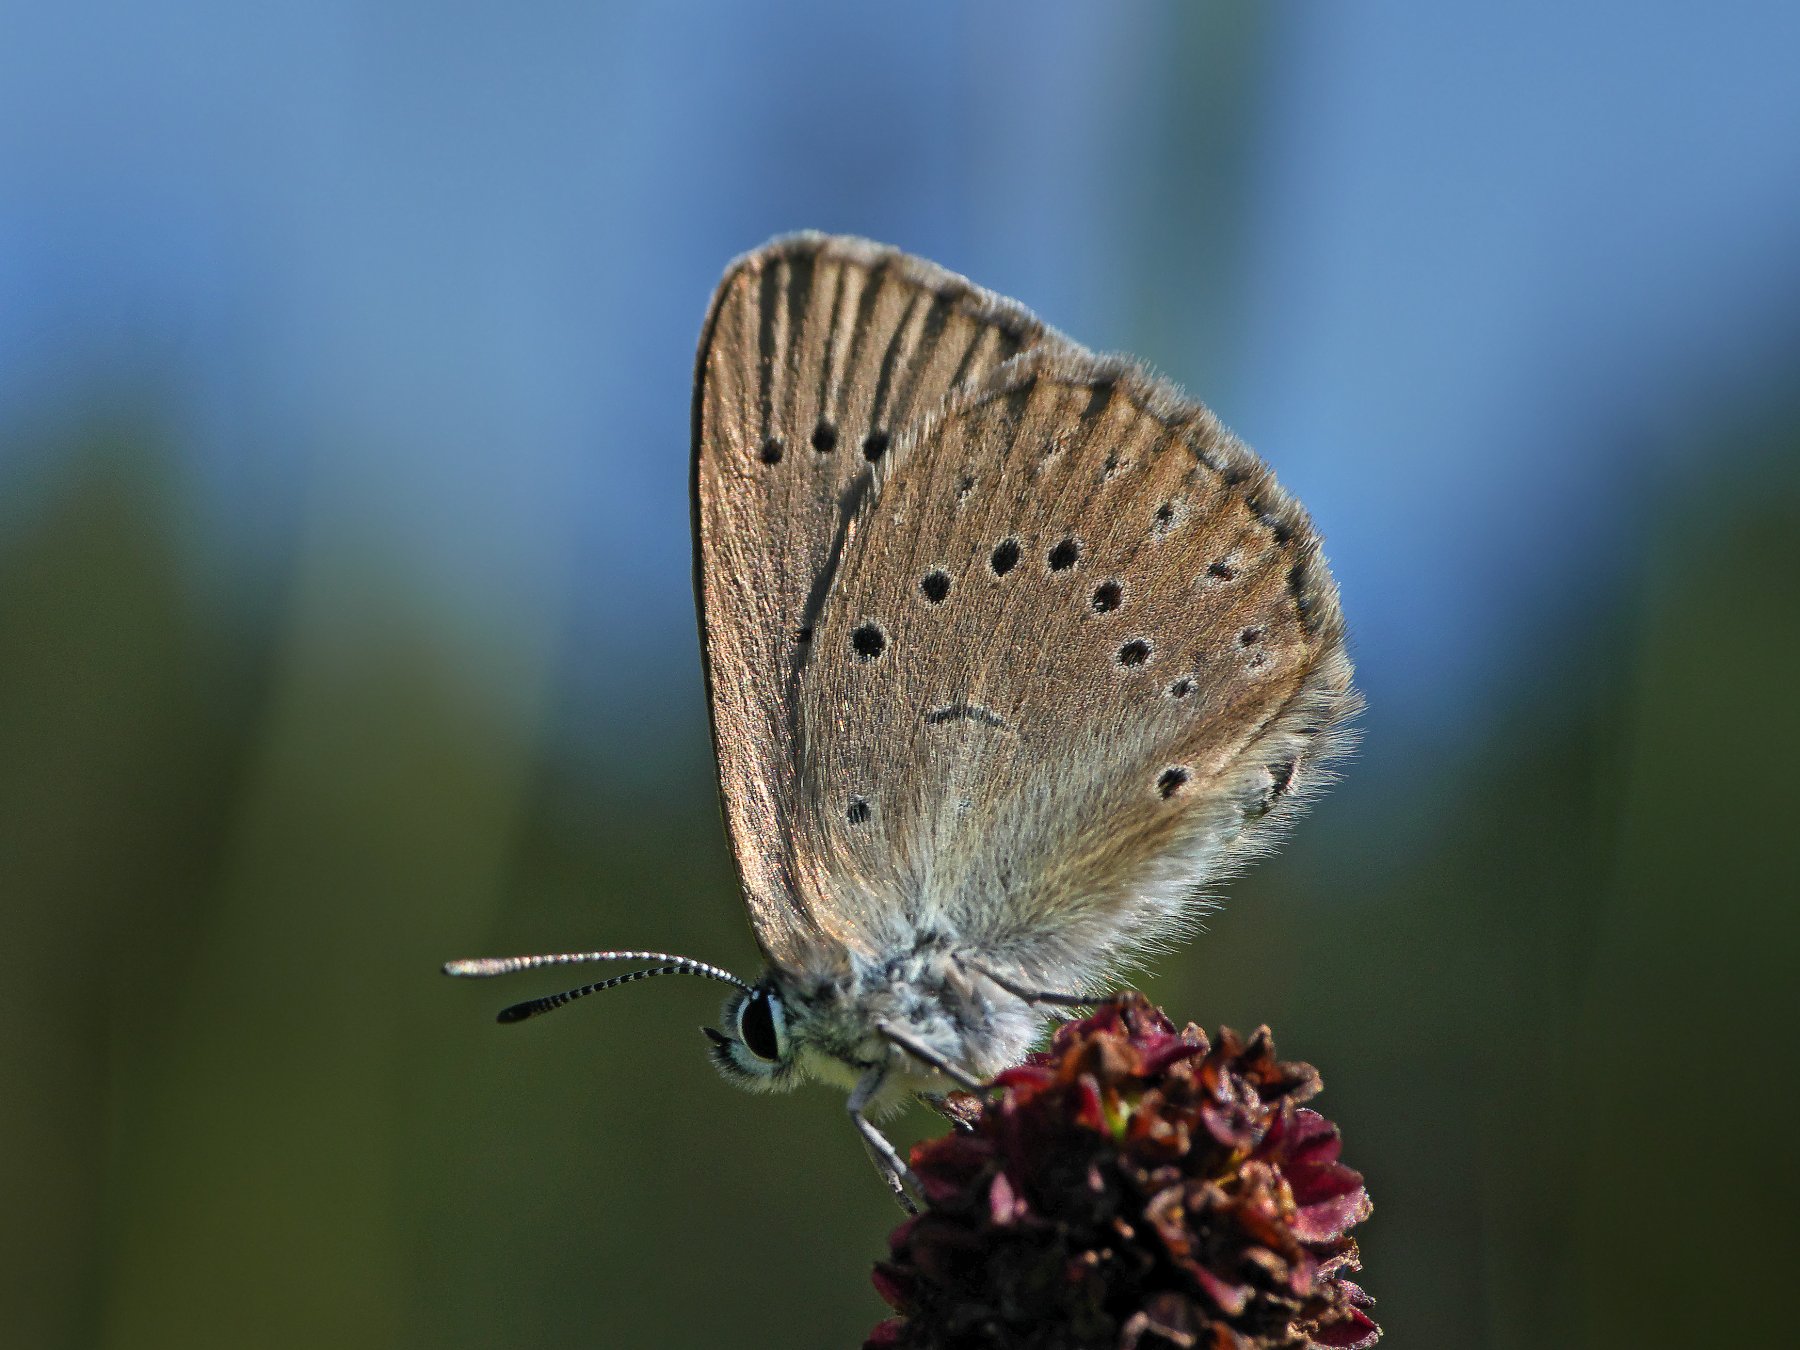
[{"xmin": 867, "ymin": 994, "xmax": 1377, "ymax": 1350}]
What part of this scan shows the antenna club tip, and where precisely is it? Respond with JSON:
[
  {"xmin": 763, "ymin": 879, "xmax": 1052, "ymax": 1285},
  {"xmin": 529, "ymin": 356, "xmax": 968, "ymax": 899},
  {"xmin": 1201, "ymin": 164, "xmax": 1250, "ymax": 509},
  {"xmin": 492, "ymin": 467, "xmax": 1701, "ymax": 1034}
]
[
  {"xmin": 444, "ymin": 958, "xmax": 501, "ymax": 977},
  {"xmin": 496, "ymin": 1004, "xmax": 533, "ymax": 1024}
]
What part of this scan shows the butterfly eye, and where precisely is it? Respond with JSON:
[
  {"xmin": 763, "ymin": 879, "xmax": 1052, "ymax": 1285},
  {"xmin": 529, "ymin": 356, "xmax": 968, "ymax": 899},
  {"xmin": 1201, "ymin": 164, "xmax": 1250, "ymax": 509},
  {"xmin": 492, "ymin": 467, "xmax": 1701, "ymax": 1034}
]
[{"xmin": 736, "ymin": 987, "xmax": 785, "ymax": 1062}]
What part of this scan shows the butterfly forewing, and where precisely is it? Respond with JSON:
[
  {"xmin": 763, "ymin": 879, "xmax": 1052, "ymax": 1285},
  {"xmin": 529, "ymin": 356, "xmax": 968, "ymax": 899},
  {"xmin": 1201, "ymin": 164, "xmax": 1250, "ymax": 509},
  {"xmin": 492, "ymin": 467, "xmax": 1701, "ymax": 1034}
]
[
  {"xmin": 692, "ymin": 234, "xmax": 1068, "ymax": 964},
  {"xmin": 793, "ymin": 348, "xmax": 1355, "ymax": 987}
]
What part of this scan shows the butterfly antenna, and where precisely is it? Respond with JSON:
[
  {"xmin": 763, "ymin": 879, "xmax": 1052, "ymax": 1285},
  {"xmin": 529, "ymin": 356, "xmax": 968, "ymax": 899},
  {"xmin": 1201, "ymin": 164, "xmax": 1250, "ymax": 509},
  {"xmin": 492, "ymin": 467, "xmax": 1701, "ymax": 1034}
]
[
  {"xmin": 442, "ymin": 949, "xmax": 753, "ymax": 1025},
  {"xmin": 443, "ymin": 949, "xmax": 750, "ymax": 986},
  {"xmin": 491, "ymin": 964, "xmax": 705, "ymax": 1024}
]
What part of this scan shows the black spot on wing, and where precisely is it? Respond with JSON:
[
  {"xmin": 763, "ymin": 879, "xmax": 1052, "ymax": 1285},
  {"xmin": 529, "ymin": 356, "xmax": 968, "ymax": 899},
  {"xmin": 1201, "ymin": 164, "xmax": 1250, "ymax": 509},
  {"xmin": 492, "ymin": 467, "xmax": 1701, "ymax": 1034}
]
[
  {"xmin": 851, "ymin": 621, "xmax": 887, "ymax": 661},
  {"xmin": 1116, "ymin": 639, "xmax": 1152, "ymax": 668}
]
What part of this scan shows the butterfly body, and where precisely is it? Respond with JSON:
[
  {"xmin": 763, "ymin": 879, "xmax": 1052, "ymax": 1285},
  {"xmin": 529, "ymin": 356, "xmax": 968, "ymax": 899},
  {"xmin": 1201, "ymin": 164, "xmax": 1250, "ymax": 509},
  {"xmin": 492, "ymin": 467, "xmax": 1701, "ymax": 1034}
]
[
  {"xmin": 709, "ymin": 933, "xmax": 1041, "ymax": 1109},
  {"xmin": 449, "ymin": 233, "xmax": 1356, "ymax": 1207}
]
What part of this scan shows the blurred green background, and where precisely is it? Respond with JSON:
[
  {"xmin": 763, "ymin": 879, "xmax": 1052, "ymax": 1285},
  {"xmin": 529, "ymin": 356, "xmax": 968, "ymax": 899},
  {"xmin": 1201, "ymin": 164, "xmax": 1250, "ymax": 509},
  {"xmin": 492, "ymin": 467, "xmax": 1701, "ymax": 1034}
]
[{"xmin": 4, "ymin": 4, "xmax": 1798, "ymax": 1348}]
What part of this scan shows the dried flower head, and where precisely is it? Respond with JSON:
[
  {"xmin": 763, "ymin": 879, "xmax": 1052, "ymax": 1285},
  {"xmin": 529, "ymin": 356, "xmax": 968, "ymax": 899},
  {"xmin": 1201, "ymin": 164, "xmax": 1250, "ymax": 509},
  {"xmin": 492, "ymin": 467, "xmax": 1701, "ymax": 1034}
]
[{"xmin": 867, "ymin": 993, "xmax": 1377, "ymax": 1350}]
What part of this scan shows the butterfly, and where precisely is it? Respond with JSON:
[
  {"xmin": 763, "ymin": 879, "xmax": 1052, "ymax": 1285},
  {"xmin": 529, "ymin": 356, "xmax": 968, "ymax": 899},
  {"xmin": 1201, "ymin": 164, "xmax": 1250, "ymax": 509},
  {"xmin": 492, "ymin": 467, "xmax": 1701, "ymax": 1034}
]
[{"xmin": 447, "ymin": 234, "xmax": 1357, "ymax": 1209}]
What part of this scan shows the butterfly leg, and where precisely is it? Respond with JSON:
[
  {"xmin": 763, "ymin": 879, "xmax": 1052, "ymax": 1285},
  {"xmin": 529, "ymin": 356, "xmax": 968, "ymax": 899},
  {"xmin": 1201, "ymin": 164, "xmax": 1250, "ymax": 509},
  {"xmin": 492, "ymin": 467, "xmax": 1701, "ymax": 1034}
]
[
  {"xmin": 877, "ymin": 1021, "xmax": 986, "ymax": 1093},
  {"xmin": 961, "ymin": 957, "xmax": 1103, "ymax": 1008},
  {"xmin": 919, "ymin": 1092, "xmax": 980, "ymax": 1132},
  {"xmin": 848, "ymin": 1067, "xmax": 920, "ymax": 1214},
  {"xmin": 864, "ymin": 1140, "xmax": 918, "ymax": 1214}
]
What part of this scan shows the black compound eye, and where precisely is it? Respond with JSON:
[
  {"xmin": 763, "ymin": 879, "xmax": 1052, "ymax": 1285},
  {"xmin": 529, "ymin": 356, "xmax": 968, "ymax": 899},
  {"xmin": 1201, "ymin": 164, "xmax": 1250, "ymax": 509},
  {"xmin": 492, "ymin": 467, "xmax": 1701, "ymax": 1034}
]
[{"xmin": 737, "ymin": 989, "xmax": 782, "ymax": 1062}]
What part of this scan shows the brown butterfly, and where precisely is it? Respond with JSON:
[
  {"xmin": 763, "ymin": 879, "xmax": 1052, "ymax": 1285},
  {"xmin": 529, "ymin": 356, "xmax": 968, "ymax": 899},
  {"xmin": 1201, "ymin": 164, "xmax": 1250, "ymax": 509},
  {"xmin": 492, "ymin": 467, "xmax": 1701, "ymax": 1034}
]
[{"xmin": 448, "ymin": 234, "xmax": 1357, "ymax": 1208}]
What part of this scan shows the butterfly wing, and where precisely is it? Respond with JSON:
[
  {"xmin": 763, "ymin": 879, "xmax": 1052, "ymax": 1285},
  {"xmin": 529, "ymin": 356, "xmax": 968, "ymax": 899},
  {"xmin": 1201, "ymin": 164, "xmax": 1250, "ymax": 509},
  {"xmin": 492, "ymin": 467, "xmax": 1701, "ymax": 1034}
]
[
  {"xmin": 692, "ymin": 234, "xmax": 1071, "ymax": 966},
  {"xmin": 791, "ymin": 344, "xmax": 1357, "ymax": 990}
]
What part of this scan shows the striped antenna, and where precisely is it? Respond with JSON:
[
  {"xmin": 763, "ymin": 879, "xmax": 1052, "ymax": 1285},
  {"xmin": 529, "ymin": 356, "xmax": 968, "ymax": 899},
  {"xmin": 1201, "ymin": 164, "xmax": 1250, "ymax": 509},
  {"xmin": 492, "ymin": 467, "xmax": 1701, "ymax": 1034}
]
[
  {"xmin": 443, "ymin": 949, "xmax": 750, "ymax": 985},
  {"xmin": 442, "ymin": 949, "xmax": 753, "ymax": 1026}
]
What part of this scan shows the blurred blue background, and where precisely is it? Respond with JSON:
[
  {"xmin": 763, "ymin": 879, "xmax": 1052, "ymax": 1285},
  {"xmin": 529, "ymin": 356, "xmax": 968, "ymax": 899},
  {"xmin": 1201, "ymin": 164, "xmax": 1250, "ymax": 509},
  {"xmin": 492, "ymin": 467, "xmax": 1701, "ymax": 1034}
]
[{"xmin": 4, "ymin": 3, "xmax": 1797, "ymax": 1347}]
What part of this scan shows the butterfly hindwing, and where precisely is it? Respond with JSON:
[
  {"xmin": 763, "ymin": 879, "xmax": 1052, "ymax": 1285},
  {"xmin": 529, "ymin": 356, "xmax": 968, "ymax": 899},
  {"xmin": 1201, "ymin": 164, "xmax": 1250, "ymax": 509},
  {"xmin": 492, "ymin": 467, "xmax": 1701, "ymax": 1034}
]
[
  {"xmin": 793, "ymin": 346, "xmax": 1356, "ymax": 987},
  {"xmin": 692, "ymin": 234, "xmax": 1068, "ymax": 964}
]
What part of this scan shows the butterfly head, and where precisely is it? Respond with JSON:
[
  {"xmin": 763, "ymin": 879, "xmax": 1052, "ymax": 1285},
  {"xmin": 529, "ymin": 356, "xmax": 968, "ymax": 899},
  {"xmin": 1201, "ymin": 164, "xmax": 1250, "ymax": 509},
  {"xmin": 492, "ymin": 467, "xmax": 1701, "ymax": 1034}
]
[
  {"xmin": 703, "ymin": 978, "xmax": 804, "ymax": 1091},
  {"xmin": 442, "ymin": 948, "xmax": 827, "ymax": 1092}
]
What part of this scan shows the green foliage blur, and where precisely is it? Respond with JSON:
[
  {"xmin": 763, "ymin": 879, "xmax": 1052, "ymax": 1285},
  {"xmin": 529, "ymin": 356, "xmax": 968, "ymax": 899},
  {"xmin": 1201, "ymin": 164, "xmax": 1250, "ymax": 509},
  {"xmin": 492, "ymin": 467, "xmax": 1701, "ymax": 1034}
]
[{"xmin": 4, "ymin": 401, "xmax": 1796, "ymax": 1350}]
